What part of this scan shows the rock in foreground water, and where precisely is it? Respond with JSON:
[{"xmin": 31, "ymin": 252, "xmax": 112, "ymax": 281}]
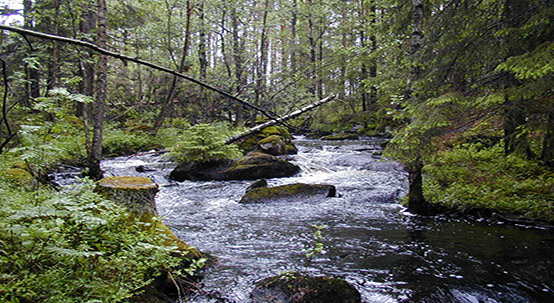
[{"xmin": 250, "ymin": 272, "xmax": 361, "ymax": 303}]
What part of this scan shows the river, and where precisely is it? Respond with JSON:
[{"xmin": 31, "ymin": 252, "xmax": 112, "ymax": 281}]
[{"xmin": 96, "ymin": 137, "xmax": 553, "ymax": 303}]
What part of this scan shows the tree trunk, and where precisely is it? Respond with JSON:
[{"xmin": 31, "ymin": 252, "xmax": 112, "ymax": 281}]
[
  {"xmin": 23, "ymin": 0, "xmax": 40, "ymax": 104},
  {"xmin": 369, "ymin": 3, "xmax": 378, "ymax": 106},
  {"xmin": 198, "ymin": 0, "xmax": 208, "ymax": 80},
  {"xmin": 77, "ymin": 3, "xmax": 96, "ymax": 118},
  {"xmin": 231, "ymin": 8, "xmax": 246, "ymax": 125},
  {"xmin": 290, "ymin": 0, "xmax": 298, "ymax": 73},
  {"xmin": 406, "ymin": 160, "xmax": 427, "ymax": 214},
  {"xmin": 541, "ymin": 111, "xmax": 554, "ymax": 168},
  {"xmin": 502, "ymin": 0, "xmax": 532, "ymax": 158},
  {"xmin": 47, "ymin": 0, "xmax": 61, "ymax": 91},
  {"xmin": 307, "ymin": 4, "xmax": 317, "ymax": 96},
  {"xmin": 254, "ymin": 0, "xmax": 271, "ymax": 124},
  {"xmin": 406, "ymin": 0, "xmax": 427, "ymax": 213},
  {"xmin": 87, "ymin": 0, "xmax": 108, "ymax": 180},
  {"xmin": 153, "ymin": 0, "xmax": 193, "ymax": 132},
  {"xmin": 226, "ymin": 95, "xmax": 336, "ymax": 144}
]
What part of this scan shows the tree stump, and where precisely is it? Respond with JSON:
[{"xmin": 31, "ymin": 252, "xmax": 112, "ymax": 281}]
[
  {"xmin": 96, "ymin": 176, "xmax": 159, "ymax": 217},
  {"xmin": 95, "ymin": 176, "xmax": 206, "ymax": 259}
]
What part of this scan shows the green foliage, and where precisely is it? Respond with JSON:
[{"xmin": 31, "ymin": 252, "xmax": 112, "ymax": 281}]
[
  {"xmin": 168, "ymin": 123, "xmax": 243, "ymax": 163},
  {"xmin": 102, "ymin": 124, "xmax": 154, "ymax": 157},
  {"xmin": 304, "ymin": 224, "xmax": 328, "ymax": 260},
  {"xmin": 0, "ymin": 178, "xmax": 196, "ymax": 302},
  {"xmin": 423, "ymin": 143, "xmax": 554, "ymax": 221},
  {"xmin": 7, "ymin": 89, "xmax": 89, "ymax": 171}
]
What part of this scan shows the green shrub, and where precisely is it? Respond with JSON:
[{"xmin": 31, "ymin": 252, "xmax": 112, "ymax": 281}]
[
  {"xmin": 168, "ymin": 123, "xmax": 243, "ymax": 163},
  {"xmin": 423, "ymin": 143, "xmax": 554, "ymax": 221},
  {"xmin": 102, "ymin": 124, "xmax": 155, "ymax": 156}
]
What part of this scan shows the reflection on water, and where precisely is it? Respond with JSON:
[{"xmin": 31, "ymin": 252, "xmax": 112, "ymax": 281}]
[{"xmin": 98, "ymin": 137, "xmax": 554, "ymax": 303}]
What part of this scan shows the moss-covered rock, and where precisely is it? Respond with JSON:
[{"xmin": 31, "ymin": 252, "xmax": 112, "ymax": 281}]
[
  {"xmin": 240, "ymin": 183, "xmax": 336, "ymax": 203},
  {"xmin": 246, "ymin": 179, "xmax": 268, "ymax": 193},
  {"xmin": 169, "ymin": 159, "xmax": 233, "ymax": 181},
  {"xmin": 321, "ymin": 133, "xmax": 359, "ymax": 141},
  {"xmin": 238, "ymin": 125, "xmax": 297, "ymax": 155},
  {"xmin": 250, "ymin": 272, "xmax": 361, "ymax": 303},
  {"xmin": 0, "ymin": 168, "xmax": 35, "ymax": 188},
  {"xmin": 169, "ymin": 152, "xmax": 300, "ymax": 181},
  {"xmin": 223, "ymin": 152, "xmax": 300, "ymax": 180},
  {"xmin": 258, "ymin": 135, "xmax": 287, "ymax": 155}
]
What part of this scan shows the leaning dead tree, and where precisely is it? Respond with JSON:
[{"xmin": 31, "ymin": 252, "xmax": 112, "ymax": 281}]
[
  {"xmin": 0, "ymin": 24, "xmax": 281, "ymax": 122},
  {"xmin": 225, "ymin": 94, "xmax": 336, "ymax": 144}
]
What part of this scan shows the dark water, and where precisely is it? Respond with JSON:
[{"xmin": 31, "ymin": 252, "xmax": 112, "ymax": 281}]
[{"xmin": 96, "ymin": 137, "xmax": 554, "ymax": 303}]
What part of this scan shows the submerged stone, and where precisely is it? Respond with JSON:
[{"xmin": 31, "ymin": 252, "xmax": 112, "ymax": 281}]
[
  {"xmin": 250, "ymin": 272, "xmax": 361, "ymax": 303},
  {"xmin": 240, "ymin": 183, "xmax": 336, "ymax": 203}
]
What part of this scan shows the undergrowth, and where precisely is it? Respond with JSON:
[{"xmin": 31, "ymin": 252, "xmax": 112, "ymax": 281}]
[
  {"xmin": 0, "ymin": 178, "xmax": 196, "ymax": 302},
  {"xmin": 423, "ymin": 143, "xmax": 554, "ymax": 221}
]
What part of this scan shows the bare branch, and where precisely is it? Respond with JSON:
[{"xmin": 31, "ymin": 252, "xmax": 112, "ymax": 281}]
[{"xmin": 0, "ymin": 24, "xmax": 282, "ymax": 122}]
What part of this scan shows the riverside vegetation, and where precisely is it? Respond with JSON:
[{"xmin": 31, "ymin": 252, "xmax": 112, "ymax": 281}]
[{"xmin": 1, "ymin": 0, "xmax": 554, "ymax": 301}]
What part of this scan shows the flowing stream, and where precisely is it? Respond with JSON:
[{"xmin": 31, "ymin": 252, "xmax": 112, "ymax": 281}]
[{"xmin": 94, "ymin": 137, "xmax": 553, "ymax": 303}]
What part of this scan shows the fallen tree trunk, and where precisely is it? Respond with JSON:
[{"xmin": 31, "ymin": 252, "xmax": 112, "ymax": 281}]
[
  {"xmin": 225, "ymin": 94, "xmax": 336, "ymax": 144},
  {"xmin": 0, "ymin": 24, "xmax": 280, "ymax": 122}
]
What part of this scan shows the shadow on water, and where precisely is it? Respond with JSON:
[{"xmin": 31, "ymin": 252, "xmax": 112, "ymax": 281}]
[{"xmin": 90, "ymin": 137, "xmax": 554, "ymax": 303}]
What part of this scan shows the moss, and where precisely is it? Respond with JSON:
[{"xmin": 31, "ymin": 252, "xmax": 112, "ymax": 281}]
[
  {"xmin": 11, "ymin": 161, "xmax": 28, "ymax": 170},
  {"xmin": 239, "ymin": 126, "xmax": 294, "ymax": 153},
  {"xmin": 285, "ymin": 144, "xmax": 298, "ymax": 154},
  {"xmin": 251, "ymin": 272, "xmax": 361, "ymax": 303},
  {"xmin": 98, "ymin": 176, "xmax": 158, "ymax": 190},
  {"xmin": 240, "ymin": 183, "xmax": 336, "ymax": 203},
  {"xmin": 321, "ymin": 133, "xmax": 359, "ymax": 141},
  {"xmin": 0, "ymin": 168, "xmax": 35, "ymax": 188},
  {"xmin": 258, "ymin": 134, "xmax": 285, "ymax": 145}
]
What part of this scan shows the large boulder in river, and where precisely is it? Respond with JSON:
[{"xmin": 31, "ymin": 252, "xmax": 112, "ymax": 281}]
[
  {"xmin": 238, "ymin": 126, "xmax": 298, "ymax": 155},
  {"xmin": 240, "ymin": 183, "xmax": 336, "ymax": 203},
  {"xmin": 258, "ymin": 135, "xmax": 288, "ymax": 155},
  {"xmin": 223, "ymin": 152, "xmax": 300, "ymax": 180},
  {"xmin": 169, "ymin": 153, "xmax": 300, "ymax": 181},
  {"xmin": 250, "ymin": 272, "xmax": 361, "ymax": 303},
  {"xmin": 169, "ymin": 159, "xmax": 233, "ymax": 181}
]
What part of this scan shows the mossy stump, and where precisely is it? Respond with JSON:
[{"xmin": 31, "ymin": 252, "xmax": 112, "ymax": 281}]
[
  {"xmin": 96, "ymin": 176, "xmax": 159, "ymax": 216},
  {"xmin": 95, "ymin": 176, "xmax": 206, "ymax": 259}
]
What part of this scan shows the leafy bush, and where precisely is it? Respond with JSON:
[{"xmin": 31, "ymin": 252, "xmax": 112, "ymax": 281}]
[
  {"xmin": 423, "ymin": 143, "xmax": 554, "ymax": 221},
  {"xmin": 168, "ymin": 123, "xmax": 243, "ymax": 163},
  {"xmin": 102, "ymin": 124, "xmax": 155, "ymax": 156},
  {"xmin": 0, "ymin": 179, "xmax": 194, "ymax": 302}
]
